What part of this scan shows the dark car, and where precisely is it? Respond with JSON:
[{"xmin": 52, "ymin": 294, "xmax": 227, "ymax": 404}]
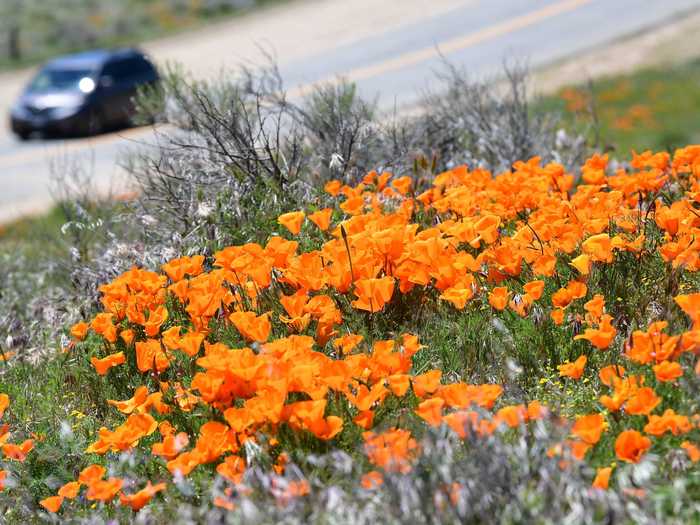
[{"xmin": 9, "ymin": 48, "xmax": 158, "ymax": 140}]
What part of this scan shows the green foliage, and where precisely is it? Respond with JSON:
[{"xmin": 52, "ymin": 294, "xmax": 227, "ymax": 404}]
[{"xmin": 537, "ymin": 59, "xmax": 700, "ymax": 155}]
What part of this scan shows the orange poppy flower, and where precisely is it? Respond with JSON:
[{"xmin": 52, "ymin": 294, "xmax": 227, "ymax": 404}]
[
  {"xmin": 152, "ymin": 432, "xmax": 190, "ymax": 459},
  {"xmin": 566, "ymin": 280, "xmax": 588, "ymax": 299},
  {"xmin": 306, "ymin": 415, "xmax": 344, "ymax": 440},
  {"xmin": 0, "ymin": 394, "xmax": 9, "ymax": 420},
  {"xmin": 40, "ymin": 495, "xmax": 64, "ymax": 513},
  {"xmin": 624, "ymin": 387, "xmax": 660, "ymax": 415},
  {"xmin": 599, "ymin": 364, "xmax": 625, "ymax": 386},
  {"xmin": 592, "ymin": 467, "xmax": 612, "ymax": 489},
  {"xmin": 120, "ymin": 329, "xmax": 135, "ymax": 346},
  {"xmin": 217, "ymin": 455, "xmax": 246, "ymax": 484},
  {"xmin": 675, "ymin": 292, "xmax": 700, "ymax": 327},
  {"xmin": 144, "ymin": 305, "xmax": 168, "ymax": 337},
  {"xmin": 135, "ymin": 339, "xmax": 170, "ymax": 374},
  {"xmin": 435, "ymin": 383, "xmax": 503, "ymax": 410},
  {"xmin": 415, "ymin": 398, "xmax": 445, "ymax": 427},
  {"xmin": 70, "ymin": 321, "xmax": 89, "ymax": 341},
  {"xmin": 495, "ymin": 404, "xmax": 527, "ymax": 428},
  {"xmin": 162, "ymin": 255, "xmax": 204, "ymax": 282},
  {"xmin": 161, "ymin": 325, "xmax": 182, "ymax": 351},
  {"xmin": 551, "ymin": 307, "xmax": 565, "ymax": 325},
  {"xmin": 278, "ymin": 211, "xmax": 306, "ymax": 235},
  {"xmin": 581, "ymin": 233, "xmax": 614, "ymax": 263},
  {"xmin": 119, "ymin": 481, "xmax": 166, "ymax": 511},
  {"xmin": 386, "ymin": 374, "xmax": 411, "ymax": 397},
  {"xmin": 488, "ymin": 287, "xmax": 509, "ymax": 311},
  {"xmin": 353, "ymin": 410, "xmax": 374, "ymax": 430},
  {"xmin": 681, "ymin": 441, "xmax": 700, "ymax": 462},
  {"xmin": 362, "ymin": 171, "xmax": 377, "ymax": 185},
  {"xmin": 363, "ymin": 428, "xmax": 419, "ymax": 474},
  {"xmin": 3, "ymin": 439, "xmax": 33, "ymax": 461},
  {"xmin": 308, "ymin": 208, "xmax": 333, "ymax": 231},
  {"xmin": 653, "ymin": 360, "xmax": 683, "ymax": 382},
  {"xmin": 351, "ymin": 277, "xmax": 395, "ymax": 313},
  {"xmin": 273, "ymin": 452, "xmax": 289, "ymax": 475},
  {"xmin": 58, "ymin": 481, "xmax": 81, "ymax": 499},
  {"xmin": 533, "ymin": 254, "xmax": 557, "ymax": 276},
  {"xmin": 443, "ymin": 410, "xmax": 495, "ymax": 438},
  {"xmin": 167, "ymin": 451, "xmax": 201, "ymax": 477},
  {"xmin": 78, "ymin": 464, "xmax": 106, "ymax": 485},
  {"xmin": 213, "ymin": 496, "xmax": 236, "ymax": 511},
  {"xmin": 509, "ymin": 296, "xmax": 528, "ymax": 317},
  {"xmin": 582, "ymin": 153, "xmax": 608, "ymax": 184},
  {"xmin": 332, "ymin": 333, "xmax": 363, "ymax": 354},
  {"xmin": 551, "ymin": 288, "xmax": 573, "ymax": 309},
  {"xmin": 440, "ymin": 285, "xmax": 474, "ymax": 309},
  {"xmin": 412, "ymin": 370, "xmax": 442, "ymax": 398},
  {"xmin": 558, "ymin": 355, "xmax": 587, "ymax": 380},
  {"xmin": 377, "ymin": 171, "xmax": 392, "ymax": 191},
  {"xmin": 527, "ymin": 400, "xmax": 547, "ymax": 420},
  {"xmin": 86, "ymin": 477, "xmax": 123, "ymax": 502},
  {"xmin": 229, "ymin": 311, "xmax": 271, "ymax": 342},
  {"xmin": 360, "ymin": 470, "xmax": 383, "ymax": 490},
  {"xmin": 340, "ymin": 196, "xmax": 365, "ymax": 215},
  {"xmin": 584, "ymin": 294, "xmax": 605, "ymax": 321},
  {"xmin": 90, "ymin": 313, "xmax": 118, "ymax": 343},
  {"xmin": 571, "ymin": 413, "xmax": 607, "ymax": 444},
  {"xmin": 523, "ymin": 280, "xmax": 545, "ymax": 301},
  {"xmin": 107, "ymin": 387, "xmax": 152, "ymax": 415},
  {"xmin": 574, "ymin": 314, "xmax": 616, "ymax": 349},
  {"xmin": 324, "ymin": 180, "xmax": 342, "ymax": 196},
  {"xmin": 179, "ymin": 331, "xmax": 206, "ymax": 357},
  {"xmin": 91, "ymin": 352, "xmax": 126, "ymax": 376},
  {"xmin": 279, "ymin": 291, "xmax": 311, "ymax": 332},
  {"xmin": 569, "ymin": 254, "xmax": 591, "ymax": 275},
  {"xmin": 569, "ymin": 440, "xmax": 592, "ymax": 460},
  {"xmin": 391, "ymin": 176, "xmax": 412, "ymax": 195},
  {"xmin": 644, "ymin": 409, "xmax": 691, "ymax": 436},
  {"xmin": 615, "ymin": 430, "xmax": 651, "ymax": 463}
]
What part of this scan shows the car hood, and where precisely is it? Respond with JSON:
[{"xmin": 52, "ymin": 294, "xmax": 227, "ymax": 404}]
[{"xmin": 19, "ymin": 91, "xmax": 86, "ymax": 110}]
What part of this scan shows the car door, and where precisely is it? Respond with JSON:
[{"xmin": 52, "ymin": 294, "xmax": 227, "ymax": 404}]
[
  {"xmin": 97, "ymin": 60, "xmax": 122, "ymax": 126},
  {"xmin": 122, "ymin": 57, "xmax": 159, "ymax": 122},
  {"xmin": 97, "ymin": 58, "xmax": 138, "ymax": 125}
]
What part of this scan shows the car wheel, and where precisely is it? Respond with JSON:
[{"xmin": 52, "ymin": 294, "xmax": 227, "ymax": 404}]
[{"xmin": 15, "ymin": 131, "xmax": 30, "ymax": 141}]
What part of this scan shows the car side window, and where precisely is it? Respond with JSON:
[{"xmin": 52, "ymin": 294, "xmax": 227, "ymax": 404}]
[{"xmin": 101, "ymin": 57, "xmax": 155, "ymax": 87}]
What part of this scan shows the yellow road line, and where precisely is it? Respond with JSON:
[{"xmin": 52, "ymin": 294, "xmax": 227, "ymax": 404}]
[
  {"xmin": 286, "ymin": 0, "xmax": 594, "ymax": 98},
  {"xmin": 0, "ymin": 0, "xmax": 593, "ymax": 171}
]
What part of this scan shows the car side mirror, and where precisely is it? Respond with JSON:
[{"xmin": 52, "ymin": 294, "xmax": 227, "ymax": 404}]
[{"xmin": 99, "ymin": 75, "xmax": 114, "ymax": 88}]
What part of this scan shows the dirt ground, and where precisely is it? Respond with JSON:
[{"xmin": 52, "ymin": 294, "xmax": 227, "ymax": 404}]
[{"xmin": 532, "ymin": 8, "xmax": 700, "ymax": 94}]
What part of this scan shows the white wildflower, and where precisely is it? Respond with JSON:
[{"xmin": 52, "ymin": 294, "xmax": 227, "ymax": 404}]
[{"xmin": 329, "ymin": 153, "xmax": 344, "ymax": 171}]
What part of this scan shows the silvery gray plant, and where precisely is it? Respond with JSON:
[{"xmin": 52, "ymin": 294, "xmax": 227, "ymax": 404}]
[{"xmin": 69, "ymin": 419, "xmax": 700, "ymax": 525}]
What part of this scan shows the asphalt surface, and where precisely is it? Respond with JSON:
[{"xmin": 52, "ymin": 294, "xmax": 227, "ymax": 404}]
[{"xmin": 1, "ymin": 0, "xmax": 700, "ymax": 223}]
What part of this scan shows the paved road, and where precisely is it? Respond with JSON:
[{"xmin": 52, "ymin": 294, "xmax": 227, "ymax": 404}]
[{"xmin": 1, "ymin": 0, "xmax": 699, "ymax": 223}]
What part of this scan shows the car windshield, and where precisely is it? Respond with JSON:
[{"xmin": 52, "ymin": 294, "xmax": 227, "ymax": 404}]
[{"xmin": 28, "ymin": 68, "xmax": 95, "ymax": 92}]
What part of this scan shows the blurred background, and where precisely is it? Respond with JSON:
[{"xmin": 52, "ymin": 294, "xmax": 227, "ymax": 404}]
[
  {"xmin": 1, "ymin": 0, "xmax": 700, "ymax": 225},
  {"xmin": 0, "ymin": 0, "xmax": 263, "ymax": 68}
]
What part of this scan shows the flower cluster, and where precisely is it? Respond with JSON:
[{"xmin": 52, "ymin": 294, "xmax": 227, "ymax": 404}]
[
  {"xmin": 0, "ymin": 394, "xmax": 35, "ymax": 490},
  {"xmin": 36, "ymin": 145, "xmax": 700, "ymax": 513}
]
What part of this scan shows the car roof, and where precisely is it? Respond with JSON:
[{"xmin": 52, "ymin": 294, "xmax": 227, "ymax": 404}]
[{"xmin": 44, "ymin": 48, "xmax": 146, "ymax": 70}]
